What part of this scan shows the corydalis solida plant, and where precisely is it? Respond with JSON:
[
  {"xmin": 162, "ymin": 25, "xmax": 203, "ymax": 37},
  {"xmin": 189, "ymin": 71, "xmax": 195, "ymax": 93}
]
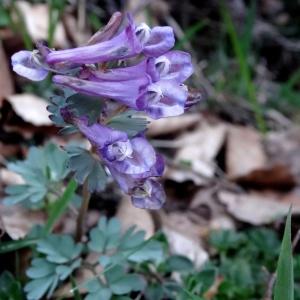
[{"xmin": 11, "ymin": 12, "xmax": 196, "ymax": 210}]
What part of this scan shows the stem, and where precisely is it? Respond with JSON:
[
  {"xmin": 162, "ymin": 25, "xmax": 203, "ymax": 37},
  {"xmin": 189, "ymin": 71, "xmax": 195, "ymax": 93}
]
[{"xmin": 75, "ymin": 180, "xmax": 91, "ymax": 242}]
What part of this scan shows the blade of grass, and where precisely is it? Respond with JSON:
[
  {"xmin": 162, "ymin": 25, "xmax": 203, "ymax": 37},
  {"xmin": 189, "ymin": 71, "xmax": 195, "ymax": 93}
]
[
  {"xmin": 220, "ymin": 1, "xmax": 266, "ymax": 133},
  {"xmin": 48, "ymin": 0, "xmax": 67, "ymax": 48},
  {"xmin": 10, "ymin": 1, "xmax": 33, "ymax": 50},
  {"xmin": 285, "ymin": 68, "xmax": 300, "ymax": 90},
  {"xmin": 175, "ymin": 20, "xmax": 207, "ymax": 50},
  {"xmin": 241, "ymin": 0, "xmax": 256, "ymax": 57},
  {"xmin": 274, "ymin": 207, "xmax": 294, "ymax": 300},
  {"xmin": 44, "ymin": 179, "xmax": 77, "ymax": 234},
  {"xmin": 0, "ymin": 238, "xmax": 38, "ymax": 254}
]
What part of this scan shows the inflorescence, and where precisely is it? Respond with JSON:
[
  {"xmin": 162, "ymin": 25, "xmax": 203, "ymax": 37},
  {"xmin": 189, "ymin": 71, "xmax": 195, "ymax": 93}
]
[{"xmin": 11, "ymin": 12, "xmax": 194, "ymax": 210}]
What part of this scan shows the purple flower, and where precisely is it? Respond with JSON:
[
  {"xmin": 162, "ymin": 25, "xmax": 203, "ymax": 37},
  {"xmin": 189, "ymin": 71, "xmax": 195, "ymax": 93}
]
[
  {"xmin": 46, "ymin": 15, "xmax": 142, "ymax": 65},
  {"xmin": 108, "ymin": 154, "xmax": 166, "ymax": 209},
  {"xmin": 80, "ymin": 50, "xmax": 193, "ymax": 84},
  {"xmin": 69, "ymin": 116, "xmax": 158, "ymax": 176},
  {"xmin": 101, "ymin": 136, "xmax": 157, "ymax": 175},
  {"xmin": 53, "ymin": 74, "xmax": 150, "ymax": 109},
  {"xmin": 79, "ymin": 60, "xmax": 148, "ymax": 82},
  {"xmin": 131, "ymin": 179, "xmax": 166, "ymax": 209},
  {"xmin": 147, "ymin": 50, "xmax": 193, "ymax": 82},
  {"xmin": 135, "ymin": 23, "xmax": 175, "ymax": 57},
  {"xmin": 46, "ymin": 14, "xmax": 175, "ymax": 65},
  {"xmin": 137, "ymin": 80, "xmax": 188, "ymax": 119},
  {"xmin": 86, "ymin": 11, "xmax": 123, "ymax": 45},
  {"xmin": 11, "ymin": 50, "xmax": 49, "ymax": 81},
  {"xmin": 108, "ymin": 152, "xmax": 164, "ymax": 192},
  {"xmin": 54, "ymin": 74, "xmax": 188, "ymax": 119},
  {"xmin": 61, "ymin": 111, "xmax": 166, "ymax": 209}
]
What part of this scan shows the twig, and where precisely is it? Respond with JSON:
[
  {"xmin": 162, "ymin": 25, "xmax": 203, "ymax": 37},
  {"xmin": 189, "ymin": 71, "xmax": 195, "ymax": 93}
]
[
  {"xmin": 292, "ymin": 228, "xmax": 300, "ymax": 250},
  {"xmin": 77, "ymin": 0, "xmax": 86, "ymax": 33},
  {"xmin": 263, "ymin": 272, "xmax": 277, "ymax": 300},
  {"xmin": 75, "ymin": 179, "xmax": 91, "ymax": 242}
]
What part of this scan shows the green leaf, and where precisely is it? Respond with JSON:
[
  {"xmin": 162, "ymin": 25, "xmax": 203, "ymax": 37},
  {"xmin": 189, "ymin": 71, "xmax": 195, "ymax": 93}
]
[
  {"xmin": 104, "ymin": 266, "xmax": 145, "ymax": 295},
  {"xmin": 145, "ymin": 283, "xmax": 164, "ymax": 300},
  {"xmin": 4, "ymin": 143, "xmax": 69, "ymax": 206},
  {"xmin": 108, "ymin": 110, "xmax": 149, "ymax": 137},
  {"xmin": 26, "ymin": 258, "xmax": 56, "ymax": 279},
  {"xmin": 66, "ymin": 146, "xmax": 107, "ymax": 192},
  {"xmin": 37, "ymin": 234, "xmax": 83, "ymax": 263},
  {"xmin": 109, "ymin": 274, "xmax": 145, "ymax": 295},
  {"xmin": 66, "ymin": 93, "xmax": 105, "ymax": 125},
  {"xmin": 4, "ymin": 184, "xmax": 47, "ymax": 206},
  {"xmin": 165, "ymin": 255, "xmax": 194, "ymax": 272},
  {"xmin": 119, "ymin": 226, "xmax": 145, "ymax": 250},
  {"xmin": 106, "ymin": 218, "xmax": 121, "ymax": 250},
  {"xmin": 44, "ymin": 180, "xmax": 77, "ymax": 233},
  {"xmin": 0, "ymin": 271, "xmax": 23, "ymax": 300},
  {"xmin": 274, "ymin": 208, "xmax": 294, "ymax": 300},
  {"xmin": 84, "ymin": 279, "xmax": 112, "ymax": 300},
  {"xmin": 24, "ymin": 275, "xmax": 56, "ymax": 300},
  {"xmin": 47, "ymin": 93, "xmax": 69, "ymax": 126},
  {"xmin": 186, "ymin": 267, "xmax": 217, "ymax": 294},
  {"xmin": 85, "ymin": 288, "xmax": 112, "ymax": 300},
  {"xmin": 209, "ymin": 230, "xmax": 246, "ymax": 252},
  {"xmin": 247, "ymin": 228, "xmax": 280, "ymax": 258},
  {"xmin": 88, "ymin": 227, "xmax": 107, "ymax": 253},
  {"xmin": 44, "ymin": 143, "xmax": 69, "ymax": 180},
  {"xmin": 128, "ymin": 240, "xmax": 164, "ymax": 264},
  {"xmin": 25, "ymin": 256, "xmax": 81, "ymax": 299},
  {"xmin": 88, "ymin": 217, "xmax": 120, "ymax": 253}
]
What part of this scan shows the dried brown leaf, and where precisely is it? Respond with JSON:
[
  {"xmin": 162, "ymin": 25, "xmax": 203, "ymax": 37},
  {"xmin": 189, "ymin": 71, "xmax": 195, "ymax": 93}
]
[
  {"xmin": 147, "ymin": 113, "xmax": 200, "ymax": 136},
  {"xmin": 159, "ymin": 211, "xmax": 208, "ymax": 268},
  {"xmin": 218, "ymin": 190, "xmax": 300, "ymax": 225},
  {"xmin": 0, "ymin": 204, "xmax": 46, "ymax": 240},
  {"xmin": 0, "ymin": 169, "xmax": 24, "ymax": 186},
  {"xmin": 15, "ymin": 1, "xmax": 68, "ymax": 47},
  {"xmin": 6, "ymin": 94, "xmax": 52, "ymax": 126},
  {"xmin": 0, "ymin": 42, "xmax": 14, "ymax": 105},
  {"xmin": 226, "ymin": 125, "xmax": 267, "ymax": 179},
  {"xmin": 175, "ymin": 122, "xmax": 226, "ymax": 178},
  {"xmin": 116, "ymin": 196, "xmax": 154, "ymax": 238}
]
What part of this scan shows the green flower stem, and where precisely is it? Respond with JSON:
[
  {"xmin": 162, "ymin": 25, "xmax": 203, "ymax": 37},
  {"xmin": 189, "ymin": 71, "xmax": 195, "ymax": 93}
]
[{"xmin": 75, "ymin": 180, "xmax": 91, "ymax": 242}]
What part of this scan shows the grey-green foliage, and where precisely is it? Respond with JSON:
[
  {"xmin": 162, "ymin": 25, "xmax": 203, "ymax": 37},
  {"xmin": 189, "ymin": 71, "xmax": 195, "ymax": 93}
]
[
  {"xmin": 84, "ymin": 267, "xmax": 145, "ymax": 300},
  {"xmin": 47, "ymin": 91, "xmax": 104, "ymax": 128},
  {"xmin": 4, "ymin": 143, "xmax": 69, "ymax": 206},
  {"xmin": 65, "ymin": 93, "xmax": 105, "ymax": 125},
  {"xmin": 0, "ymin": 271, "xmax": 23, "ymax": 300},
  {"xmin": 108, "ymin": 110, "xmax": 149, "ymax": 138},
  {"xmin": 25, "ymin": 234, "xmax": 83, "ymax": 300},
  {"xmin": 66, "ymin": 146, "xmax": 107, "ymax": 192},
  {"xmin": 88, "ymin": 217, "xmax": 163, "ymax": 264},
  {"xmin": 83, "ymin": 217, "xmax": 163, "ymax": 300},
  {"xmin": 47, "ymin": 94, "xmax": 78, "ymax": 134}
]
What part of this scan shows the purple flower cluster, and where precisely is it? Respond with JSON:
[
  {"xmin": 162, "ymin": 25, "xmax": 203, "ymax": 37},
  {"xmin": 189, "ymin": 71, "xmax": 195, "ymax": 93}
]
[{"xmin": 11, "ymin": 12, "xmax": 194, "ymax": 209}]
